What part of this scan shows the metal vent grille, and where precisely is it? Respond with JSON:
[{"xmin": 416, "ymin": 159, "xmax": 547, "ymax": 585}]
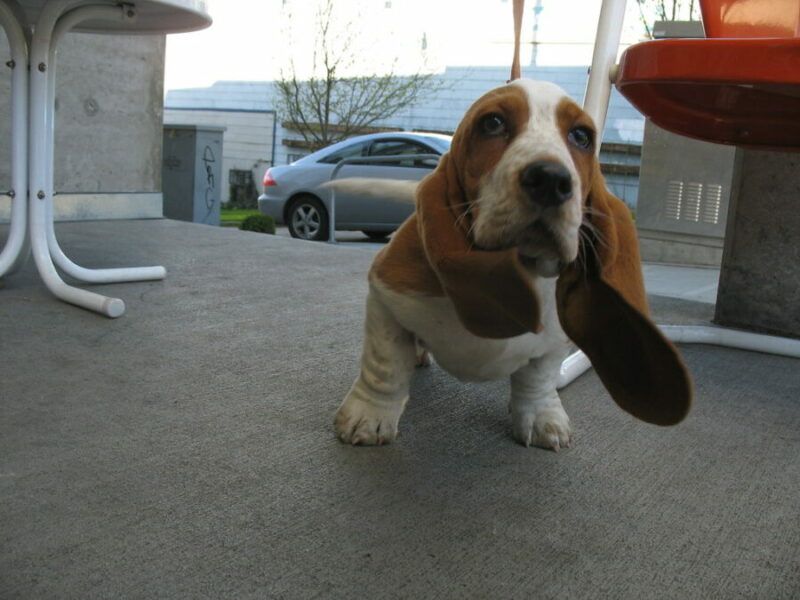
[
  {"xmin": 665, "ymin": 180, "xmax": 684, "ymax": 220},
  {"xmin": 684, "ymin": 182, "xmax": 703, "ymax": 222},
  {"xmin": 664, "ymin": 180, "xmax": 724, "ymax": 225},
  {"xmin": 703, "ymin": 184, "xmax": 723, "ymax": 224}
]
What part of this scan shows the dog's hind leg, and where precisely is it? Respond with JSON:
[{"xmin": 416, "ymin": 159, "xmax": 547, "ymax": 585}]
[{"xmin": 335, "ymin": 290, "xmax": 416, "ymax": 445}]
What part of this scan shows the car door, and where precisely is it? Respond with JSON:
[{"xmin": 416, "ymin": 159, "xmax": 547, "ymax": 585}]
[{"xmin": 336, "ymin": 138, "xmax": 441, "ymax": 228}]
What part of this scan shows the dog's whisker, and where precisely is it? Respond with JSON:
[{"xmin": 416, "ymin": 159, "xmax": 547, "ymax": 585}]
[{"xmin": 453, "ymin": 210, "xmax": 472, "ymax": 235}]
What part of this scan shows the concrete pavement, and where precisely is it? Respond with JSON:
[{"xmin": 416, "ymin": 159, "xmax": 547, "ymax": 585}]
[
  {"xmin": 1, "ymin": 219, "xmax": 796, "ymax": 599},
  {"xmin": 273, "ymin": 225, "xmax": 722, "ymax": 304}
]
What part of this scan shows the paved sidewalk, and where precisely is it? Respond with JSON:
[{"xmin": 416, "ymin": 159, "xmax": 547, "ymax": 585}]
[
  {"xmin": 643, "ymin": 263, "xmax": 719, "ymax": 304},
  {"xmin": 1, "ymin": 219, "xmax": 797, "ymax": 599},
  {"xmin": 275, "ymin": 225, "xmax": 722, "ymax": 304}
]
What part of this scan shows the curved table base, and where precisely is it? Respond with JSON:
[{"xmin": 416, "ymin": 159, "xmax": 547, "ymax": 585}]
[{"xmin": 1, "ymin": 0, "xmax": 168, "ymax": 317}]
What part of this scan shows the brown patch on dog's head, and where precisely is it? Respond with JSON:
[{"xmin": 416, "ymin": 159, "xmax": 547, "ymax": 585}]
[
  {"xmin": 556, "ymin": 96, "xmax": 596, "ymax": 210},
  {"xmin": 415, "ymin": 83, "xmax": 542, "ymax": 338}
]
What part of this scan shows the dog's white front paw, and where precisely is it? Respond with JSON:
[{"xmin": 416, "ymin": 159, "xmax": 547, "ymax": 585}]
[
  {"xmin": 334, "ymin": 394, "xmax": 406, "ymax": 446},
  {"xmin": 511, "ymin": 405, "xmax": 572, "ymax": 451}
]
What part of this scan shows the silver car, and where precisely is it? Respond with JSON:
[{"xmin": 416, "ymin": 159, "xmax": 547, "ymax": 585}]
[{"xmin": 257, "ymin": 132, "xmax": 451, "ymax": 241}]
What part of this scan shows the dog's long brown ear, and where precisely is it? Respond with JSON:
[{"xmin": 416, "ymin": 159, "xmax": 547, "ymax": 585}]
[
  {"xmin": 416, "ymin": 154, "xmax": 542, "ymax": 339},
  {"xmin": 556, "ymin": 169, "xmax": 692, "ymax": 425}
]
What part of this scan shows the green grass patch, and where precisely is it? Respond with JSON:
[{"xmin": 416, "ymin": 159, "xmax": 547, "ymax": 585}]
[{"xmin": 220, "ymin": 208, "xmax": 261, "ymax": 227}]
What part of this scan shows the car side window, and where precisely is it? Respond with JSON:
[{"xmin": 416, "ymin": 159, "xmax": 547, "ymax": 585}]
[
  {"xmin": 368, "ymin": 139, "xmax": 439, "ymax": 168},
  {"xmin": 318, "ymin": 141, "xmax": 370, "ymax": 165}
]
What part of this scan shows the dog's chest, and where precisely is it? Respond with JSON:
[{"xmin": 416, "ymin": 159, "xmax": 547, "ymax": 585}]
[{"xmin": 372, "ymin": 278, "xmax": 568, "ymax": 382}]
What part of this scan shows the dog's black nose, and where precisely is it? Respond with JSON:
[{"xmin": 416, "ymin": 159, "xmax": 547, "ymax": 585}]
[{"xmin": 519, "ymin": 161, "xmax": 573, "ymax": 206}]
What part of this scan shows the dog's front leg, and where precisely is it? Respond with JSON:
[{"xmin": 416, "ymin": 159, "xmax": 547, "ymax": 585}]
[
  {"xmin": 509, "ymin": 351, "xmax": 572, "ymax": 450},
  {"xmin": 335, "ymin": 290, "xmax": 416, "ymax": 445}
]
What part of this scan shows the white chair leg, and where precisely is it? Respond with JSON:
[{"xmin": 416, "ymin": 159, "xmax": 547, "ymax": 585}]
[
  {"xmin": 558, "ymin": 325, "xmax": 800, "ymax": 389},
  {"xmin": 583, "ymin": 0, "xmax": 628, "ymax": 143},
  {"xmin": 660, "ymin": 325, "xmax": 800, "ymax": 358}
]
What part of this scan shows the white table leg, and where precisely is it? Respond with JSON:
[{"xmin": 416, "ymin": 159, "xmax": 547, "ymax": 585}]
[
  {"xmin": 44, "ymin": 3, "xmax": 166, "ymax": 284},
  {"xmin": 27, "ymin": 1, "xmax": 165, "ymax": 317},
  {"xmin": 0, "ymin": 1, "xmax": 30, "ymax": 277}
]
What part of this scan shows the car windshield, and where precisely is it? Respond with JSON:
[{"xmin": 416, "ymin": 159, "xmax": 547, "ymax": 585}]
[
  {"xmin": 318, "ymin": 140, "xmax": 369, "ymax": 165},
  {"xmin": 312, "ymin": 135, "xmax": 452, "ymax": 168},
  {"xmin": 421, "ymin": 136, "xmax": 451, "ymax": 153}
]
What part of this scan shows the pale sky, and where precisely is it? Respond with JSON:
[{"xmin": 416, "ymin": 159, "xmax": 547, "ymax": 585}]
[{"xmin": 164, "ymin": 0, "xmax": 653, "ymax": 93}]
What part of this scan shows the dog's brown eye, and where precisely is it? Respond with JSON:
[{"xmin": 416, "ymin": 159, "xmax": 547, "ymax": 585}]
[
  {"xmin": 480, "ymin": 113, "xmax": 507, "ymax": 136},
  {"xmin": 568, "ymin": 126, "xmax": 594, "ymax": 150}
]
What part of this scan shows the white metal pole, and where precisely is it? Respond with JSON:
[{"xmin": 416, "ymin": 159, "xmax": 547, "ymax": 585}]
[
  {"xmin": 0, "ymin": 1, "xmax": 30, "ymax": 276},
  {"xmin": 327, "ymin": 189, "xmax": 337, "ymax": 244},
  {"xmin": 583, "ymin": 0, "xmax": 627, "ymax": 149}
]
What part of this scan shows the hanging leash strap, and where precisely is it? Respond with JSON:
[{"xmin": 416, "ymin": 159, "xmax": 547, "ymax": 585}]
[{"xmin": 509, "ymin": 0, "xmax": 525, "ymax": 82}]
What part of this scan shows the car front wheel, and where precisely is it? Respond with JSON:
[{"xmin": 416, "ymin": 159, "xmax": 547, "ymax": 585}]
[{"xmin": 286, "ymin": 195, "xmax": 329, "ymax": 241}]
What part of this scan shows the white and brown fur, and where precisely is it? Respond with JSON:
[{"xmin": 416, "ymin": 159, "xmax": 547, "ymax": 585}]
[{"xmin": 329, "ymin": 79, "xmax": 690, "ymax": 449}]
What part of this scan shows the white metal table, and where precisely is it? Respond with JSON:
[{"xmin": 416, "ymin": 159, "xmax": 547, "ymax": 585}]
[{"xmin": 0, "ymin": 0, "xmax": 210, "ymax": 317}]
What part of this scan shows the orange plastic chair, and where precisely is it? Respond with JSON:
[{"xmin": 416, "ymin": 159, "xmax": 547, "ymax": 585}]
[
  {"xmin": 573, "ymin": 0, "xmax": 800, "ymax": 369},
  {"xmin": 614, "ymin": 0, "xmax": 800, "ymax": 151}
]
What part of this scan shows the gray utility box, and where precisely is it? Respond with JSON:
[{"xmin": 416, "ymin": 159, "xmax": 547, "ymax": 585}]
[
  {"xmin": 162, "ymin": 125, "xmax": 224, "ymax": 225},
  {"xmin": 635, "ymin": 21, "xmax": 735, "ymax": 267}
]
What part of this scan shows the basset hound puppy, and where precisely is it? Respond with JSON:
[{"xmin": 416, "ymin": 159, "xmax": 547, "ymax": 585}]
[{"xmin": 331, "ymin": 78, "xmax": 692, "ymax": 449}]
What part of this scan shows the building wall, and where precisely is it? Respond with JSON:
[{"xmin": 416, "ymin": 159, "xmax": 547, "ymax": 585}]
[
  {"xmin": 636, "ymin": 120, "xmax": 736, "ymax": 266},
  {"xmin": 165, "ymin": 65, "xmax": 644, "ymax": 207},
  {"xmin": 164, "ymin": 108, "xmax": 276, "ymax": 205},
  {"xmin": 0, "ymin": 32, "xmax": 165, "ymax": 221},
  {"xmin": 166, "ymin": 65, "xmax": 645, "ymax": 161}
]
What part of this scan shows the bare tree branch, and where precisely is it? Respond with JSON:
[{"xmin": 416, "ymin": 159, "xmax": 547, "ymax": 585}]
[
  {"xmin": 635, "ymin": 0, "xmax": 701, "ymax": 39},
  {"xmin": 275, "ymin": 0, "xmax": 444, "ymax": 152}
]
